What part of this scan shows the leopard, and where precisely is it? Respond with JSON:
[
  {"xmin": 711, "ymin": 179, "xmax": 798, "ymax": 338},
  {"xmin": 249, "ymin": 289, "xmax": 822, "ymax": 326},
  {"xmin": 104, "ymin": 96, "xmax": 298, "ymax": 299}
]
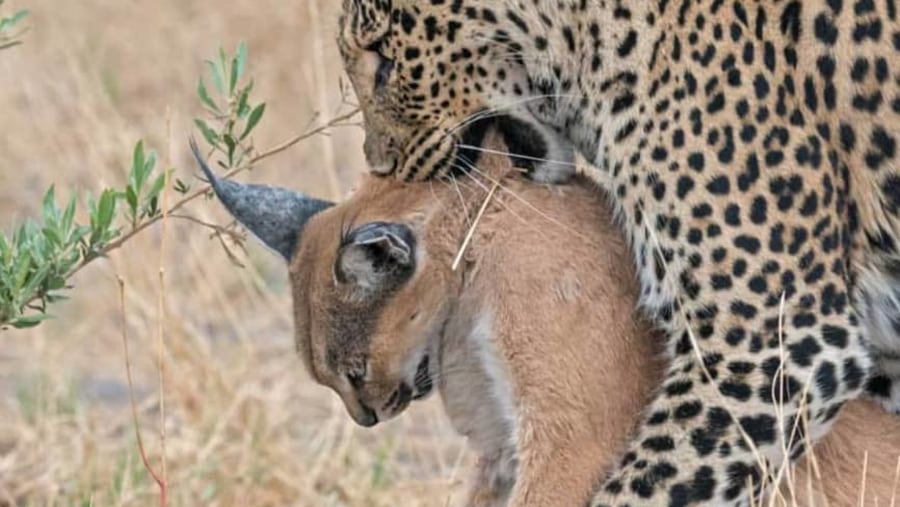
[
  {"xmin": 192, "ymin": 132, "xmax": 900, "ymax": 507},
  {"xmin": 191, "ymin": 132, "xmax": 663, "ymax": 506},
  {"xmin": 335, "ymin": 0, "xmax": 900, "ymax": 505}
]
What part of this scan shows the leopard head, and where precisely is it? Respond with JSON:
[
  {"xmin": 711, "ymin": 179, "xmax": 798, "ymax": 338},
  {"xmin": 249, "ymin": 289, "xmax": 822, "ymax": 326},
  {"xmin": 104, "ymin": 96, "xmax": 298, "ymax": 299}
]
[{"xmin": 338, "ymin": 0, "xmax": 575, "ymax": 182}]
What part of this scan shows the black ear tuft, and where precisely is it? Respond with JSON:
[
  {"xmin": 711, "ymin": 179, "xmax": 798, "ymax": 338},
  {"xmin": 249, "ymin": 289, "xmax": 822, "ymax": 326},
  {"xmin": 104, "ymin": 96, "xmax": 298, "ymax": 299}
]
[
  {"xmin": 335, "ymin": 222, "xmax": 416, "ymax": 294},
  {"xmin": 190, "ymin": 138, "xmax": 334, "ymax": 261}
]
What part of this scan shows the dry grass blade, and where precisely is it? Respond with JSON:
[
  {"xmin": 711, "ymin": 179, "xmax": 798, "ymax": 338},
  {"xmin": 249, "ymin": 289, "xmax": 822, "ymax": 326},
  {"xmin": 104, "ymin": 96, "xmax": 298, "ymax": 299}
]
[
  {"xmin": 117, "ymin": 277, "xmax": 167, "ymax": 505},
  {"xmin": 451, "ymin": 182, "xmax": 498, "ymax": 271}
]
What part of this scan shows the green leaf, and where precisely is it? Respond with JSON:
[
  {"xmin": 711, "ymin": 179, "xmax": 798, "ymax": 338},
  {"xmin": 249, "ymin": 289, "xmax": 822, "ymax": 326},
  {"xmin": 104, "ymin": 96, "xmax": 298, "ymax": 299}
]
[
  {"xmin": 235, "ymin": 41, "xmax": 247, "ymax": 84},
  {"xmin": 0, "ymin": 234, "xmax": 10, "ymax": 259},
  {"xmin": 144, "ymin": 150, "xmax": 156, "ymax": 176},
  {"xmin": 173, "ymin": 178, "xmax": 191, "ymax": 194},
  {"xmin": 224, "ymin": 134, "xmax": 239, "ymax": 167},
  {"xmin": 124, "ymin": 186, "xmax": 138, "ymax": 218},
  {"xmin": 146, "ymin": 173, "xmax": 166, "ymax": 202},
  {"xmin": 240, "ymin": 103, "xmax": 266, "ymax": 140},
  {"xmin": 70, "ymin": 225, "xmax": 90, "ymax": 245},
  {"xmin": 42, "ymin": 226, "xmax": 62, "ymax": 248},
  {"xmin": 194, "ymin": 119, "xmax": 220, "ymax": 147},
  {"xmin": 0, "ymin": 9, "xmax": 28, "ymax": 32},
  {"xmin": 19, "ymin": 264, "xmax": 50, "ymax": 303},
  {"xmin": 205, "ymin": 60, "xmax": 225, "ymax": 94},
  {"xmin": 131, "ymin": 141, "xmax": 150, "ymax": 192},
  {"xmin": 229, "ymin": 54, "xmax": 239, "ymax": 95},
  {"xmin": 142, "ymin": 196, "xmax": 159, "ymax": 219},
  {"xmin": 197, "ymin": 78, "xmax": 220, "ymax": 113},
  {"xmin": 41, "ymin": 186, "xmax": 58, "ymax": 223},
  {"xmin": 12, "ymin": 249, "xmax": 30, "ymax": 291},
  {"xmin": 98, "ymin": 190, "xmax": 117, "ymax": 230},
  {"xmin": 236, "ymin": 88, "xmax": 251, "ymax": 119},
  {"xmin": 61, "ymin": 194, "xmax": 77, "ymax": 237},
  {"xmin": 11, "ymin": 313, "xmax": 53, "ymax": 329}
]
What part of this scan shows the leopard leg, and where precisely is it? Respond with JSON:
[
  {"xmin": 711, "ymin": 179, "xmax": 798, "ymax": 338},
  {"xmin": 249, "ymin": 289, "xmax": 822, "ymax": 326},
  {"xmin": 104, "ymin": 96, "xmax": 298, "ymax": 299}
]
[{"xmin": 587, "ymin": 303, "xmax": 870, "ymax": 506}]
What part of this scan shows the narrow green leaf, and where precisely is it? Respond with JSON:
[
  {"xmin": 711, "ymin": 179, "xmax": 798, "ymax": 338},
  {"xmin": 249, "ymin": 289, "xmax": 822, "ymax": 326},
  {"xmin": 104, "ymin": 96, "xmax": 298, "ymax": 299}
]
[
  {"xmin": 205, "ymin": 60, "xmax": 225, "ymax": 94},
  {"xmin": 235, "ymin": 41, "xmax": 247, "ymax": 83},
  {"xmin": 99, "ymin": 190, "xmax": 117, "ymax": 230},
  {"xmin": 131, "ymin": 141, "xmax": 146, "ymax": 191},
  {"xmin": 0, "ymin": 9, "xmax": 28, "ymax": 32},
  {"xmin": 217, "ymin": 48, "xmax": 229, "ymax": 93},
  {"xmin": 11, "ymin": 313, "xmax": 53, "ymax": 329},
  {"xmin": 144, "ymin": 150, "xmax": 157, "ymax": 181},
  {"xmin": 236, "ymin": 87, "xmax": 251, "ymax": 119},
  {"xmin": 86, "ymin": 193, "xmax": 97, "ymax": 228},
  {"xmin": 229, "ymin": 54, "xmax": 239, "ymax": 95},
  {"xmin": 194, "ymin": 119, "xmax": 220, "ymax": 147},
  {"xmin": 12, "ymin": 255, "xmax": 30, "ymax": 292},
  {"xmin": 42, "ymin": 226, "xmax": 62, "ymax": 247},
  {"xmin": 70, "ymin": 226, "xmax": 90, "ymax": 245},
  {"xmin": 61, "ymin": 194, "xmax": 77, "ymax": 236},
  {"xmin": 124, "ymin": 186, "xmax": 138, "ymax": 217},
  {"xmin": 45, "ymin": 294, "xmax": 70, "ymax": 303},
  {"xmin": 196, "ymin": 78, "xmax": 219, "ymax": 113},
  {"xmin": 149, "ymin": 173, "xmax": 166, "ymax": 199},
  {"xmin": 41, "ymin": 186, "xmax": 57, "ymax": 222},
  {"xmin": 240, "ymin": 103, "xmax": 266, "ymax": 140},
  {"xmin": 223, "ymin": 134, "xmax": 236, "ymax": 166},
  {"xmin": 0, "ymin": 235, "xmax": 10, "ymax": 259},
  {"xmin": 173, "ymin": 178, "xmax": 191, "ymax": 194},
  {"xmin": 19, "ymin": 264, "xmax": 50, "ymax": 302}
]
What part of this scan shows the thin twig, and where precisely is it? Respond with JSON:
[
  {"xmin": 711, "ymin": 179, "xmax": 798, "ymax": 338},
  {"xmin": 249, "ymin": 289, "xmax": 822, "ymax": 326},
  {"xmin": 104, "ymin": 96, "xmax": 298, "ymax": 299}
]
[{"xmin": 167, "ymin": 213, "xmax": 242, "ymax": 241}]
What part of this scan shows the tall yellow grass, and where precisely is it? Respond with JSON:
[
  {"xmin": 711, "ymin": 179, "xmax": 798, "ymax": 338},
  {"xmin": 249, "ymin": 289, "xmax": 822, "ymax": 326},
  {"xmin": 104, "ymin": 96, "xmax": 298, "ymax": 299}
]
[{"xmin": 0, "ymin": 1, "xmax": 468, "ymax": 505}]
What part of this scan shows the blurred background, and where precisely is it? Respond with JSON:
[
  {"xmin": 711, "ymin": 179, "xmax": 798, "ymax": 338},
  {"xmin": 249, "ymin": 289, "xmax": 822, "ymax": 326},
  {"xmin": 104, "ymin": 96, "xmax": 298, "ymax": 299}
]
[{"xmin": 0, "ymin": 1, "xmax": 468, "ymax": 505}]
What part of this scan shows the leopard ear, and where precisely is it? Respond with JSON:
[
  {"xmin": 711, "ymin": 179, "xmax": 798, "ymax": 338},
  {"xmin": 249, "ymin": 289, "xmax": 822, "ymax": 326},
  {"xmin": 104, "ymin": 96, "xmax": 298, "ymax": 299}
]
[
  {"xmin": 343, "ymin": 0, "xmax": 392, "ymax": 47},
  {"xmin": 190, "ymin": 139, "xmax": 333, "ymax": 261}
]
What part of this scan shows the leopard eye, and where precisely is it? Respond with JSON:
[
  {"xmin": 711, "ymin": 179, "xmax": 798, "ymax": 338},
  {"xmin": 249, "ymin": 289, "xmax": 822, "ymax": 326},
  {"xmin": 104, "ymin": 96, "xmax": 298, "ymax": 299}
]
[
  {"xmin": 367, "ymin": 40, "xmax": 394, "ymax": 90},
  {"xmin": 374, "ymin": 53, "xmax": 394, "ymax": 89}
]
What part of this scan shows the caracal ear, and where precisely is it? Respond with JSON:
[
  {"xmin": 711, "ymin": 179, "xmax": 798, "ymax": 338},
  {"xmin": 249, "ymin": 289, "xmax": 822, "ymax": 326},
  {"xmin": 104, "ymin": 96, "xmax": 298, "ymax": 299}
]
[
  {"xmin": 334, "ymin": 222, "xmax": 416, "ymax": 295},
  {"xmin": 189, "ymin": 138, "xmax": 334, "ymax": 261}
]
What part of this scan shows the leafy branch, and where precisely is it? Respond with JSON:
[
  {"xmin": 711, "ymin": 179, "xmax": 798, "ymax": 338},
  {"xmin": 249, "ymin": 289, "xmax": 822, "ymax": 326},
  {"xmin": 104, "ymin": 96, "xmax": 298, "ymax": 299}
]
[
  {"xmin": 194, "ymin": 42, "xmax": 266, "ymax": 170},
  {"xmin": 0, "ymin": 42, "xmax": 359, "ymax": 330}
]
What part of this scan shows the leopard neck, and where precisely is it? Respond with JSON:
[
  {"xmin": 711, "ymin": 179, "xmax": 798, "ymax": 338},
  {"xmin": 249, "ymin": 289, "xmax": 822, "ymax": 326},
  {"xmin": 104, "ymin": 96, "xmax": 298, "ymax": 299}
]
[{"xmin": 493, "ymin": 0, "xmax": 669, "ymax": 170}]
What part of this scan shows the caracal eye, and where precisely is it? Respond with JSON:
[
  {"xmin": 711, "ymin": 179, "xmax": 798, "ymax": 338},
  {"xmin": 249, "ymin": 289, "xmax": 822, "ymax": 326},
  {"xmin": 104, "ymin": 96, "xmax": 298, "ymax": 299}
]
[{"xmin": 347, "ymin": 369, "xmax": 365, "ymax": 388}]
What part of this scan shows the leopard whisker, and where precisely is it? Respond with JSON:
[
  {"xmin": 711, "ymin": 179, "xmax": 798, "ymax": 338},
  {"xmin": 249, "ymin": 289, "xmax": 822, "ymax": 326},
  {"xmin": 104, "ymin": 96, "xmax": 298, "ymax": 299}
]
[{"xmin": 456, "ymin": 143, "xmax": 579, "ymax": 167}]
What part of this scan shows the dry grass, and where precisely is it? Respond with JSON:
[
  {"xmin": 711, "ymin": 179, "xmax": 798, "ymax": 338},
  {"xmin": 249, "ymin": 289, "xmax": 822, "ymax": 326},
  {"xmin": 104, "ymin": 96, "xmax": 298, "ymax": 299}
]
[{"xmin": 0, "ymin": 1, "xmax": 469, "ymax": 505}]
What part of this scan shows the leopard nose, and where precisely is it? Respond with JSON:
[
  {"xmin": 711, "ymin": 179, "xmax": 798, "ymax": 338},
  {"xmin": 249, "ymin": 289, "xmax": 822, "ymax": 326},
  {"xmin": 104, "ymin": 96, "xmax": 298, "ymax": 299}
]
[
  {"xmin": 368, "ymin": 156, "xmax": 398, "ymax": 176},
  {"xmin": 363, "ymin": 135, "xmax": 398, "ymax": 175}
]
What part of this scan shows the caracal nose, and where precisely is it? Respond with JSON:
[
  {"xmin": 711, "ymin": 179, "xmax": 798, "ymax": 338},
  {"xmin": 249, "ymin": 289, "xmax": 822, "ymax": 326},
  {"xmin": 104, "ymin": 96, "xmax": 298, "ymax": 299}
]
[{"xmin": 352, "ymin": 402, "xmax": 379, "ymax": 427}]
